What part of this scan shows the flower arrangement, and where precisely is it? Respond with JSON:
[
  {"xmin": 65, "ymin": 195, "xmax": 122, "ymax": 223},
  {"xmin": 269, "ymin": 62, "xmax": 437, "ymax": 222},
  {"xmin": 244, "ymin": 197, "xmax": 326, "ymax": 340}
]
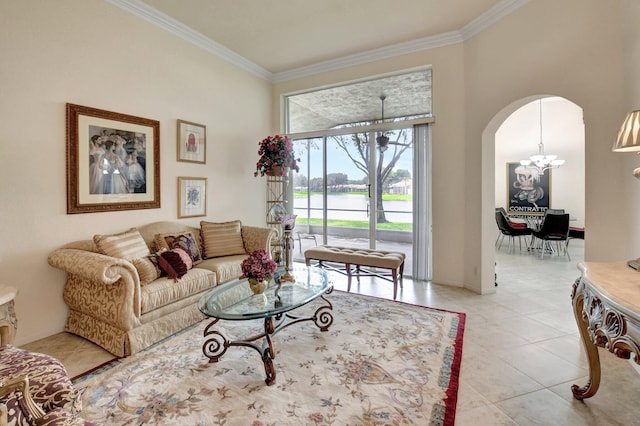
[
  {"xmin": 241, "ymin": 249, "xmax": 277, "ymax": 282},
  {"xmin": 254, "ymin": 134, "xmax": 300, "ymax": 177}
]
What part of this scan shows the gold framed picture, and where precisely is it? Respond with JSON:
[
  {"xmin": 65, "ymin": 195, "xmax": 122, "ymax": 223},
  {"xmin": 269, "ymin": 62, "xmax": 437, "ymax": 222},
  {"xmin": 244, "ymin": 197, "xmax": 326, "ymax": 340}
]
[
  {"xmin": 177, "ymin": 119, "xmax": 206, "ymax": 164},
  {"xmin": 178, "ymin": 177, "xmax": 207, "ymax": 218},
  {"xmin": 66, "ymin": 103, "xmax": 160, "ymax": 214}
]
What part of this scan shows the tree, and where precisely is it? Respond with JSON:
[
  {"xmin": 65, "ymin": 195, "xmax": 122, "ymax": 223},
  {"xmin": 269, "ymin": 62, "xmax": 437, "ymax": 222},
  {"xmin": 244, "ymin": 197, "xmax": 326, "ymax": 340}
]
[
  {"xmin": 309, "ymin": 177, "xmax": 323, "ymax": 192},
  {"xmin": 387, "ymin": 168, "xmax": 412, "ymax": 189},
  {"xmin": 327, "ymin": 172, "xmax": 349, "ymax": 190},
  {"xmin": 293, "ymin": 173, "xmax": 308, "ymax": 190},
  {"xmin": 331, "ymin": 129, "xmax": 411, "ymax": 223}
]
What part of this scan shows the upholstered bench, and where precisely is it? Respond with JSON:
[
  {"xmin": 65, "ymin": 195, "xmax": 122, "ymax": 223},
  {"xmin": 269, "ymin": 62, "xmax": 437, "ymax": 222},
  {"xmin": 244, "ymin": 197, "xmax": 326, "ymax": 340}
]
[{"xmin": 304, "ymin": 246, "xmax": 405, "ymax": 299}]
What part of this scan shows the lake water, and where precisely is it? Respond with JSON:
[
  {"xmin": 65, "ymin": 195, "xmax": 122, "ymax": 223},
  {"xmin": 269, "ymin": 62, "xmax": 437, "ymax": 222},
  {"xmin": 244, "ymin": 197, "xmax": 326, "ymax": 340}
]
[{"xmin": 294, "ymin": 193, "xmax": 412, "ymax": 223}]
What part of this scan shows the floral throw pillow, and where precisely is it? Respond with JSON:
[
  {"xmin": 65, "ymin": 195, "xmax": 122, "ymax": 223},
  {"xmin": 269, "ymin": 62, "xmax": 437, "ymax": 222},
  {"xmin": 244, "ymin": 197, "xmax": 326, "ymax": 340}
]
[{"xmin": 154, "ymin": 232, "xmax": 203, "ymax": 265}]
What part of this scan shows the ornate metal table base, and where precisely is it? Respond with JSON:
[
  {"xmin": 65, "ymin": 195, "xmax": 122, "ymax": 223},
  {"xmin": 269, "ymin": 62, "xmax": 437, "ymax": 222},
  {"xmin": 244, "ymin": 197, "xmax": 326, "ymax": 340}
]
[
  {"xmin": 202, "ymin": 291, "xmax": 333, "ymax": 386},
  {"xmin": 571, "ymin": 271, "xmax": 640, "ymax": 400}
]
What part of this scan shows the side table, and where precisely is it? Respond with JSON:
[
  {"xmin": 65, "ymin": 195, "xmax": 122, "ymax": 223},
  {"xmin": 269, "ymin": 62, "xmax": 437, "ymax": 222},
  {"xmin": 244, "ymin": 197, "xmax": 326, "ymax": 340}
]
[
  {"xmin": 571, "ymin": 261, "xmax": 640, "ymax": 399},
  {"xmin": 0, "ymin": 286, "xmax": 18, "ymax": 345}
]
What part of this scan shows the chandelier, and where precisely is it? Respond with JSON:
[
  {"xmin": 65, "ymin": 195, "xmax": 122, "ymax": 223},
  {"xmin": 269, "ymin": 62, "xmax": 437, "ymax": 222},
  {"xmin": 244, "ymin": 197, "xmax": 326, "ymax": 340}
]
[{"xmin": 519, "ymin": 99, "xmax": 565, "ymax": 173}]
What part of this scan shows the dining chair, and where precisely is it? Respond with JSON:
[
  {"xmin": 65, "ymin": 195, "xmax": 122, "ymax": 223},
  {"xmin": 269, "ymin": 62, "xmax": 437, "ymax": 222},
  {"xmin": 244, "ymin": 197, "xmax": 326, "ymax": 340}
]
[
  {"xmin": 495, "ymin": 210, "xmax": 532, "ymax": 253},
  {"xmin": 531, "ymin": 213, "xmax": 571, "ymax": 260}
]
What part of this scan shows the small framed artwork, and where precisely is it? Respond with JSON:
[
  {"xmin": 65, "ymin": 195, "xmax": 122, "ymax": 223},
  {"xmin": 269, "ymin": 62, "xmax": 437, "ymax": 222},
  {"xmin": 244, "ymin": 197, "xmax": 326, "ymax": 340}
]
[
  {"xmin": 506, "ymin": 162, "xmax": 551, "ymax": 215},
  {"xmin": 178, "ymin": 177, "xmax": 207, "ymax": 218},
  {"xmin": 66, "ymin": 103, "xmax": 160, "ymax": 214},
  {"xmin": 177, "ymin": 119, "xmax": 206, "ymax": 164}
]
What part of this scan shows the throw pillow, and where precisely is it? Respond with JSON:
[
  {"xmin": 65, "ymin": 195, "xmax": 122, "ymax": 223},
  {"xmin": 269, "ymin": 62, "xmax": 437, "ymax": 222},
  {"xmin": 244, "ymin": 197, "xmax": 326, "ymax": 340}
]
[
  {"xmin": 154, "ymin": 231, "xmax": 203, "ymax": 265},
  {"xmin": 158, "ymin": 248, "xmax": 193, "ymax": 281},
  {"xmin": 93, "ymin": 228, "xmax": 150, "ymax": 260},
  {"xmin": 131, "ymin": 251, "xmax": 164, "ymax": 285},
  {"xmin": 200, "ymin": 220, "xmax": 246, "ymax": 259}
]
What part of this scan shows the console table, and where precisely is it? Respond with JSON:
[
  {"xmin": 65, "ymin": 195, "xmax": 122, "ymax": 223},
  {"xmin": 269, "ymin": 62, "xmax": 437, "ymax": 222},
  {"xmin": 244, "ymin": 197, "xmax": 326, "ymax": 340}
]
[
  {"xmin": 0, "ymin": 286, "xmax": 18, "ymax": 345},
  {"xmin": 571, "ymin": 261, "xmax": 640, "ymax": 399}
]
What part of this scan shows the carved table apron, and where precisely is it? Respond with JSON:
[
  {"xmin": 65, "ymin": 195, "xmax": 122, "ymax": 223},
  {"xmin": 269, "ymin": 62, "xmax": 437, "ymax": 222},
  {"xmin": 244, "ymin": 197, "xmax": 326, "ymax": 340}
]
[
  {"xmin": 572, "ymin": 261, "xmax": 640, "ymax": 399},
  {"xmin": 0, "ymin": 286, "xmax": 18, "ymax": 345}
]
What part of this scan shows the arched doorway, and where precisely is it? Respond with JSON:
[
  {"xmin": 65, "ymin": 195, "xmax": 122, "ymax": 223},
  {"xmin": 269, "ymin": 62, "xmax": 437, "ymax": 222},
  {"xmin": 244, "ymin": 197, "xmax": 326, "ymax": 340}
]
[{"xmin": 481, "ymin": 95, "xmax": 585, "ymax": 293}]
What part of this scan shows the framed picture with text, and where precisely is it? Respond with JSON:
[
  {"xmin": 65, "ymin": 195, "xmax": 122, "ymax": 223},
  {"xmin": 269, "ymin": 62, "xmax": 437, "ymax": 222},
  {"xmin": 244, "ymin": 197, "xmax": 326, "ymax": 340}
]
[
  {"xmin": 177, "ymin": 119, "xmax": 206, "ymax": 164},
  {"xmin": 506, "ymin": 162, "xmax": 551, "ymax": 216},
  {"xmin": 66, "ymin": 103, "xmax": 160, "ymax": 214},
  {"xmin": 178, "ymin": 177, "xmax": 207, "ymax": 218}
]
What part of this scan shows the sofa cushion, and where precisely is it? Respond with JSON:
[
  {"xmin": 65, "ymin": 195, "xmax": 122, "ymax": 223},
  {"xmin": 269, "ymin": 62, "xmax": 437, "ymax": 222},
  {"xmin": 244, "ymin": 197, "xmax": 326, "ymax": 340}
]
[
  {"xmin": 154, "ymin": 231, "xmax": 203, "ymax": 265},
  {"xmin": 158, "ymin": 248, "xmax": 192, "ymax": 281},
  {"xmin": 198, "ymin": 254, "xmax": 247, "ymax": 284},
  {"xmin": 200, "ymin": 220, "xmax": 246, "ymax": 258},
  {"xmin": 140, "ymin": 268, "xmax": 215, "ymax": 314},
  {"xmin": 131, "ymin": 251, "xmax": 164, "ymax": 285},
  {"xmin": 93, "ymin": 228, "xmax": 150, "ymax": 260}
]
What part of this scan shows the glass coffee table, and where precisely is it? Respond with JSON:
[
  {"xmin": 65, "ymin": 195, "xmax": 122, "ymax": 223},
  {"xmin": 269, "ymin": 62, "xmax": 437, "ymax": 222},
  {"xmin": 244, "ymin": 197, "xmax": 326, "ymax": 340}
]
[{"xmin": 197, "ymin": 265, "xmax": 333, "ymax": 385}]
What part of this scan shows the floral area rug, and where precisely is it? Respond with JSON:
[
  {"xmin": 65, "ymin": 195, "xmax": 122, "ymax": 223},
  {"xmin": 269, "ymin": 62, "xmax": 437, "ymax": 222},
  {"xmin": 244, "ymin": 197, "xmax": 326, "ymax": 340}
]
[{"xmin": 74, "ymin": 291, "xmax": 465, "ymax": 425}]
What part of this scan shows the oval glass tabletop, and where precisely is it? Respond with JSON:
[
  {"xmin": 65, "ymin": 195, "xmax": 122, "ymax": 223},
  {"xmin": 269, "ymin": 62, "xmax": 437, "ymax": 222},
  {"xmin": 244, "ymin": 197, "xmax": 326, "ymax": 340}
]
[{"xmin": 198, "ymin": 265, "xmax": 332, "ymax": 320}]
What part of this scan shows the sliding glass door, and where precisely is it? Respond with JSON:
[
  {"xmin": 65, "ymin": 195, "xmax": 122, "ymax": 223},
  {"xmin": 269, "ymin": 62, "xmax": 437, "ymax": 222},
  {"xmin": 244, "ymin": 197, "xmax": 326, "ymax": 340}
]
[{"xmin": 291, "ymin": 127, "xmax": 414, "ymax": 275}]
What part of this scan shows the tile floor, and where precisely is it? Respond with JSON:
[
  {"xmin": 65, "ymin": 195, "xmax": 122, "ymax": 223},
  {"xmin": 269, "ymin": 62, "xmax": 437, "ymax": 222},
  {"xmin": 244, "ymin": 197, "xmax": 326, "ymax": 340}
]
[{"xmin": 21, "ymin": 238, "xmax": 640, "ymax": 425}]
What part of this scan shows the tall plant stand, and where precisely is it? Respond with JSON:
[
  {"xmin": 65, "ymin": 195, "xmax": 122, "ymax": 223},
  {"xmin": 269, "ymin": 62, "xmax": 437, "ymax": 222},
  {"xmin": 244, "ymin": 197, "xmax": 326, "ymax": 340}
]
[{"xmin": 266, "ymin": 175, "xmax": 287, "ymax": 263}]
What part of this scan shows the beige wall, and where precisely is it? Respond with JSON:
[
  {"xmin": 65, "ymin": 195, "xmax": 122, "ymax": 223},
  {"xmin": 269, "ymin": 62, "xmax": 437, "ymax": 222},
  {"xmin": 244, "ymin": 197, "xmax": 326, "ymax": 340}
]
[
  {"xmin": 0, "ymin": 0, "xmax": 272, "ymax": 345},
  {"xmin": 622, "ymin": 0, "xmax": 640, "ymax": 256}
]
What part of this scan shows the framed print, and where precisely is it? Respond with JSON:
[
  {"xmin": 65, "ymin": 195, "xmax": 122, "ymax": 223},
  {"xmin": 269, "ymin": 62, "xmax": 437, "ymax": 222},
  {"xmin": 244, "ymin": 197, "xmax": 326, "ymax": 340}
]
[
  {"xmin": 177, "ymin": 119, "xmax": 206, "ymax": 164},
  {"xmin": 506, "ymin": 162, "xmax": 551, "ymax": 216},
  {"xmin": 178, "ymin": 177, "xmax": 207, "ymax": 218},
  {"xmin": 66, "ymin": 103, "xmax": 160, "ymax": 214}
]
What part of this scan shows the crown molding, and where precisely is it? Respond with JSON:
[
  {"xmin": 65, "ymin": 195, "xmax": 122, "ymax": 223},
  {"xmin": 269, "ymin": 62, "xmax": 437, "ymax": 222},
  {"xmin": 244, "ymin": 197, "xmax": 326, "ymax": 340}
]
[
  {"xmin": 103, "ymin": 0, "xmax": 273, "ymax": 81},
  {"xmin": 460, "ymin": 0, "xmax": 530, "ymax": 40},
  {"xmin": 272, "ymin": 31, "xmax": 463, "ymax": 83},
  {"xmin": 105, "ymin": 0, "xmax": 528, "ymax": 83}
]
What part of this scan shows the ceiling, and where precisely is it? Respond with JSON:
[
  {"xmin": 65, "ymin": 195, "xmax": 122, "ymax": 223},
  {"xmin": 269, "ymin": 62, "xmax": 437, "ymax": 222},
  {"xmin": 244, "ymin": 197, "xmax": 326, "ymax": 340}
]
[
  {"xmin": 128, "ymin": 0, "xmax": 521, "ymax": 76},
  {"xmin": 110, "ymin": 0, "xmax": 525, "ymax": 130}
]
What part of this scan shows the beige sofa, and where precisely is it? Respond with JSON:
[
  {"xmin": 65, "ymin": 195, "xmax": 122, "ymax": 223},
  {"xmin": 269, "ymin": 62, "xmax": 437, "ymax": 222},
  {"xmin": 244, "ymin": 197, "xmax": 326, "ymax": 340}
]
[{"xmin": 48, "ymin": 221, "xmax": 276, "ymax": 357}]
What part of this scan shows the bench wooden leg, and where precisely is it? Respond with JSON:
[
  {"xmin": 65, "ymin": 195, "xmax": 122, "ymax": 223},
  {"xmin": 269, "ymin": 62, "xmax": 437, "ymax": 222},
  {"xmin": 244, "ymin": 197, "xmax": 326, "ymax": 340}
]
[
  {"xmin": 392, "ymin": 268, "xmax": 398, "ymax": 299},
  {"xmin": 393, "ymin": 261, "xmax": 405, "ymax": 300},
  {"xmin": 346, "ymin": 263, "xmax": 352, "ymax": 293}
]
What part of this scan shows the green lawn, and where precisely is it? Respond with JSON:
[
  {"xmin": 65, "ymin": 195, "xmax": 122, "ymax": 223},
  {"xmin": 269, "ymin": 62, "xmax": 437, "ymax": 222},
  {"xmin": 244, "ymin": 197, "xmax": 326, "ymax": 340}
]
[{"xmin": 297, "ymin": 218, "xmax": 412, "ymax": 231}]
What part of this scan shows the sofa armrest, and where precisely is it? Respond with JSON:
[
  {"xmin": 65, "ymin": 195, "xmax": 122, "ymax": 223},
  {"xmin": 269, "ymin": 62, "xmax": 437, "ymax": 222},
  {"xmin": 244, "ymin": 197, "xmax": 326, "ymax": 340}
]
[
  {"xmin": 242, "ymin": 226, "xmax": 277, "ymax": 255},
  {"xmin": 48, "ymin": 249, "xmax": 138, "ymax": 285},
  {"xmin": 0, "ymin": 375, "xmax": 46, "ymax": 423},
  {"xmin": 48, "ymin": 249, "xmax": 141, "ymax": 326}
]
